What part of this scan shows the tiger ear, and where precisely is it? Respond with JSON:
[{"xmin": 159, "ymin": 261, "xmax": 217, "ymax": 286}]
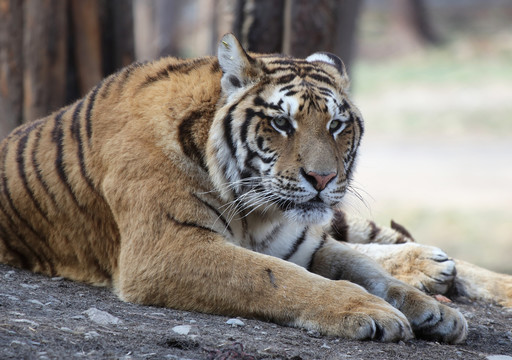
[
  {"xmin": 306, "ymin": 52, "xmax": 347, "ymax": 79},
  {"xmin": 218, "ymin": 33, "xmax": 257, "ymax": 97}
]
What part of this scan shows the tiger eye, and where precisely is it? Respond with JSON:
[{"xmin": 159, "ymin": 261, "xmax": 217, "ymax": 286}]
[
  {"xmin": 330, "ymin": 120, "xmax": 341, "ymax": 131},
  {"xmin": 271, "ymin": 117, "xmax": 293, "ymax": 134},
  {"xmin": 274, "ymin": 118, "xmax": 287, "ymax": 127}
]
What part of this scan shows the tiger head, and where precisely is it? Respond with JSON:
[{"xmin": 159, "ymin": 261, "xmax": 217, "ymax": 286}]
[{"xmin": 207, "ymin": 34, "xmax": 364, "ymax": 225}]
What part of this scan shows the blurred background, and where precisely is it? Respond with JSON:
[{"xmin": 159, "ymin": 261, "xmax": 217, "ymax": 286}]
[{"xmin": 1, "ymin": 0, "xmax": 511, "ymax": 273}]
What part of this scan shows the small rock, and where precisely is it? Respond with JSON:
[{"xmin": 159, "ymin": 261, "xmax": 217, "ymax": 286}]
[
  {"xmin": 486, "ymin": 356, "xmax": 512, "ymax": 360},
  {"xmin": 51, "ymin": 277, "xmax": 64, "ymax": 281},
  {"xmin": 226, "ymin": 318, "xmax": 245, "ymax": 327},
  {"xmin": 83, "ymin": 308, "xmax": 122, "ymax": 326},
  {"xmin": 172, "ymin": 325, "xmax": 191, "ymax": 335},
  {"xmin": 10, "ymin": 340, "xmax": 26, "ymax": 346},
  {"xmin": 27, "ymin": 299, "xmax": 45, "ymax": 306},
  {"xmin": 84, "ymin": 331, "xmax": 100, "ymax": 340},
  {"xmin": 60, "ymin": 327, "xmax": 73, "ymax": 333},
  {"xmin": 321, "ymin": 343, "xmax": 331, "ymax": 349},
  {"xmin": 21, "ymin": 283, "xmax": 39, "ymax": 289}
]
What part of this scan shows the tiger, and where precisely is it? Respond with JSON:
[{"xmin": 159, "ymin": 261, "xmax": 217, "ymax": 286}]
[{"xmin": 1, "ymin": 33, "xmax": 511, "ymax": 344}]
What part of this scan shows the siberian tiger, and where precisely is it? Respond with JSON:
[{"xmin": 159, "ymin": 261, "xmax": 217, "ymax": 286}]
[{"xmin": 1, "ymin": 33, "xmax": 511, "ymax": 344}]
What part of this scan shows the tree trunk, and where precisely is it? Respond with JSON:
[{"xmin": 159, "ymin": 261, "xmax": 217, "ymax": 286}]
[
  {"xmin": 105, "ymin": 0, "xmax": 135, "ymax": 71},
  {"xmin": 234, "ymin": 0, "xmax": 285, "ymax": 54},
  {"xmin": 70, "ymin": 0, "xmax": 103, "ymax": 95},
  {"xmin": 283, "ymin": 0, "xmax": 361, "ymax": 72},
  {"xmin": 332, "ymin": 0, "xmax": 363, "ymax": 73},
  {"xmin": 23, "ymin": 0, "xmax": 67, "ymax": 123},
  {"xmin": 0, "ymin": 0, "xmax": 23, "ymax": 138},
  {"xmin": 232, "ymin": 0, "xmax": 361, "ymax": 73}
]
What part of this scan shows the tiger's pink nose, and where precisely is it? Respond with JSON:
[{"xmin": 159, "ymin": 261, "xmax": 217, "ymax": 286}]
[{"xmin": 302, "ymin": 169, "xmax": 337, "ymax": 191}]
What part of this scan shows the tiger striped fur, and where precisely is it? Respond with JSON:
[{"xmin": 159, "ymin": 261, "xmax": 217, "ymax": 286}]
[{"xmin": 0, "ymin": 34, "xmax": 476, "ymax": 343}]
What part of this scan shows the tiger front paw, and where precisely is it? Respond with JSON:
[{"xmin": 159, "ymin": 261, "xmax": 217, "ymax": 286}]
[
  {"xmin": 296, "ymin": 289, "xmax": 413, "ymax": 342},
  {"xmin": 387, "ymin": 282, "xmax": 468, "ymax": 344}
]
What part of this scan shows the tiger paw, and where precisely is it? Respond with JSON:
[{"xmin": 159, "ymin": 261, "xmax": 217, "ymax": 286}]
[
  {"xmin": 354, "ymin": 243, "xmax": 457, "ymax": 295},
  {"xmin": 392, "ymin": 244, "xmax": 456, "ymax": 295},
  {"xmin": 387, "ymin": 283, "xmax": 468, "ymax": 344},
  {"xmin": 296, "ymin": 296, "xmax": 414, "ymax": 342}
]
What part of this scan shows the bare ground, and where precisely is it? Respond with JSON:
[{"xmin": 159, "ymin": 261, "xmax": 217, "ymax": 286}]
[{"xmin": 1, "ymin": 264, "xmax": 511, "ymax": 360}]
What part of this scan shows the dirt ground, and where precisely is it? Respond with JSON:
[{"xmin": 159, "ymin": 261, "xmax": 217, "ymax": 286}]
[{"xmin": 1, "ymin": 263, "xmax": 511, "ymax": 360}]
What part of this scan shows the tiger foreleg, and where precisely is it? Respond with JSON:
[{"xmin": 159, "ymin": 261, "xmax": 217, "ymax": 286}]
[
  {"xmin": 115, "ymin": 225, "xmax": 414, "ymax": 342},
  {"xmin": 103, "ymin": 167, "xmax": 411, "ymax": 342},
  {"xmin": 310, "ymin": 237, "xmax": 467, "ymax": 344}
]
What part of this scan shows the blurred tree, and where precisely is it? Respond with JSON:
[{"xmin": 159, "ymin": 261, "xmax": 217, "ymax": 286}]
[
  {"xmin": 233, "ymin": 0, "xmax": 285, "ymax": 53},
  {"xmin": 0, "ymin": 0, "xmax": 134, "ymax": 139},
  {"xmin": 391, "ymin": 0, "xmax": 442, "ymax": 49},
  {"xmin": 233, "ymin": 0, "xmax": 361, "ymax": 73},
  {"xmin": 134, "ymin": 0, "xmax": 184, "ymax": 60},
  {"xmin": 0, "ymin": 0, "xmax": 23, "ymax": 137}
]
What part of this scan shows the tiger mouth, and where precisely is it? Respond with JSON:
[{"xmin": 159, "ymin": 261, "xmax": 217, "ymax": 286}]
[{"xmin": 277, "ymin": 195, "xmax": 328, "ymax": 212}]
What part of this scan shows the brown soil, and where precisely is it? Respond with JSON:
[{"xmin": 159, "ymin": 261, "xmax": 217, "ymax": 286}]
[{"xmin": 0, "ymin": 263, "xmax": 511, "ymax": 360}]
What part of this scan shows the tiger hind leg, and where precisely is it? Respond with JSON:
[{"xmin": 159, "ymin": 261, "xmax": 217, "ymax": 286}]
[{"xmin": 450, "ymin": 259, "xmax": 512, "ymax": 308}]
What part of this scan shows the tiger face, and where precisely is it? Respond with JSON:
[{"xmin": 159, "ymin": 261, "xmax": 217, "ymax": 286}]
[{"xmin": 207, "ymin": 34, "xmax": 364, "ymax": 225}]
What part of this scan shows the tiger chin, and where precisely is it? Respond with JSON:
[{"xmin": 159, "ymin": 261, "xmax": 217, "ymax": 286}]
[{"xmin": 2, "ymin": 33, "xmax": 508, "ymax": 345}]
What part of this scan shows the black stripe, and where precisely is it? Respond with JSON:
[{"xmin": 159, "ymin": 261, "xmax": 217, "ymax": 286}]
[
  {"xmin": 256, "ymin": 222, "xmax": 283, "ymax": 251},
  {"xmin": 279, "ymin": 84, "xmax": 295, "ymax": 92},
  {"xmin": 223, "ymin": 107, "xmax": 237, "ymax": 159},
  {"xmin": 210, "ymin": 60, "xmax": 221, "ymax": 73},
  {"xmin": 117, "ymin": 61, "xmax": 146, "ymax": 91},
  {"xmin": 12, "ymin": 118, "xmax": 45, "ymax": 137},
  {"xmin": 269, "ymin": 59, "xmax": 295, "ymax": 66},
  {"xmin": 71, "ymin": 100, "xmax": 97, "ymax": 192},
  {"xmin": 138, "ymin": 58, "xmax": 209, "ymax": 89},
  {"xmin": 253, "ymin": 97, "xmax": 282, "ymax": 111},
  {"xmin": 307, "ymin": 232, "xmax": 327, "ymax": 271},
  {"xmin": 285, "ymin": 90, "xmax": 298, "ymax": 97},
  {"xmin": 0, "ymin": 201, "xmax": 38, "ymax": 269},
  {"xmin": 275, "ymin": 74, "xmax": 296, "ymax": 85},
  {"xmin": 85, "ymin": 80, "xmax": 103, "ymax": 143},
  {"xmin": 306, "ymin": 73, "xmax": 334, "ymax": 87},
  {"xmin": 52, "ymin": 109, "xmax": 82, "ymax": 209},
  {"xmin": 16, "ymin": 131, "xmax": 50, "ymax": 223},
  {"xmin": 240, "ymin": 109, "xmax": 254, "ymax": 142},
  {"xmin": 330, "ymin": 210, "xmax": 348, "ymax": 242},
  {"xmin": 192, "ymin": 193, "xmax": 233, "ymax": 237},
  {"xmin": 282, "ymin": 227, "xmax": 308, "ymax": 261},
  {"xmin": 31, "ymin": 121, "xmax": 59, "ymax": 208},
  {"xmin": 369, "ymin": 221, "xmax": 380, "ymax": 241},
  {"xmin": 178, "ymin": 110, "xmax": 208, "ymax": 170},
  {"xmin": 0, "ymin": 221, "xmax": 30, "ymax": 269},
  {"xmin": 165, "ymin": 212, "xmax": 217, "ymax": 234},
  {"xmin": 0, "ymin": 144, "xmax": 53, "ymax": 273},
  {"xmin": 100, "ymin": 73, "xmax": 118, "ymax": 99}
]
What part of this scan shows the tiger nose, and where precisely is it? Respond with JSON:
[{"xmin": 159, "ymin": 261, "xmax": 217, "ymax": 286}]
[{"xmin": 301, "ymin": 169, "xmax": 337, "ymax": 191}]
